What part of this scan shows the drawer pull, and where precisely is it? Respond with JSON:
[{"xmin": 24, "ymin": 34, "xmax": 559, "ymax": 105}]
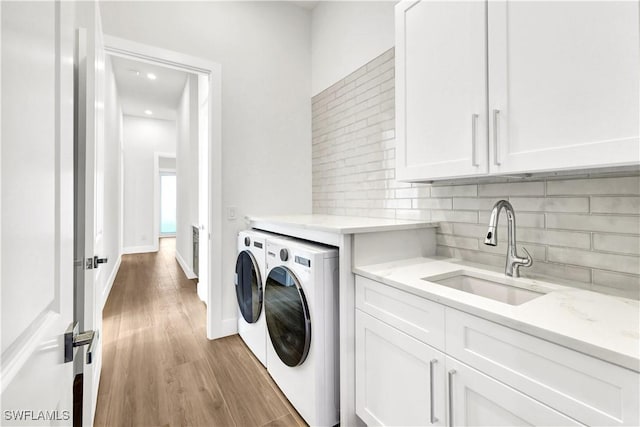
[
  {"xmin": 448, "ymin": 369, "xmax": 457, "ymax": 427},
  {"xmin": 430, "ymin": 359, "xmax": 439, "ymax": 424}
]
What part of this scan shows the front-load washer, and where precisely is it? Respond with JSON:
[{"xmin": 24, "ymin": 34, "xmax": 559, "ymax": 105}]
[
  {"xmin": 264, "ymin": 238, "xmax": 339, "ymax": 427},
  {"xmin": 235, "ymin": 229, "xmax": 289, "ymax": 366}
]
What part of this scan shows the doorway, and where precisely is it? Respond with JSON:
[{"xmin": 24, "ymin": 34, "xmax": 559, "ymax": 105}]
[
  {"xmin": 103, "ymin": 35, "xmax": 223, "ymax": 340},
  {"xmin": 160, "ymin": 172, "xmax": 177, "ymax": 237}
]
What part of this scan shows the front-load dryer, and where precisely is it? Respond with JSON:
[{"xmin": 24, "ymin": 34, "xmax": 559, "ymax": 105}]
[
  {"xmin": 236, "ymin": 229, "xmax": 289, "ymax": 366},
  {"xmin": 264, "ymin": 238, "xmax": 339, "ymax": 427}
]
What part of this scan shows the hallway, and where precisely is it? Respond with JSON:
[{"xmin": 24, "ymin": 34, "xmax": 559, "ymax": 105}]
[{"xmin": 95, "ymin": 238, "xmax": 306, "ymax": 426}]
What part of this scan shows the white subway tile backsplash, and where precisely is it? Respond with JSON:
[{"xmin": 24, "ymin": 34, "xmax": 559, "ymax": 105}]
[
  {"xmin": 478, "ymin": 182, "xmax": 545, "ymax": 197},
  {"xmin": 547, "ymin": 176, "xmax": 640, "ymax": 196},
  {"xmin": 395, "ymin": 186, "xmax": 431, "ymax": 199},
  {"xmin": 591, "ymin": 196, "xmax": 640, "ymax": 215},
  {"xmin": 412, "ymin": 198, "xmax": 453, "ymax": 210},
  {"xmin": 437, "ymin": 233, "xmax": 480, "ymax": 250},
  {"xmin": 479, "ymin": 241, "xmax": 547, "ymax": 261},
  {"xmin": 312, "ymin": 48, "xmax": 640, "ymax": 299},
  {"xmin": 509, "ymin": 197, "xmax": 589, "ymax": 213},
  {"xmin": 548, "ymin": 247, "xmax": 640, "ymax": 275},
  {"xmin": 518, "ymin": 228, "xmax": 591, "ymax": 250},
  {"xmin": 396, "ymin": 209, "xmax": 432, "ymax": 221},
  {"xmin": 592, "ymin": 270, "xmax": 640, "ymax": 299},
  {"xmin": 437, "ymin": 222, "xmax": 455, "ymax": 234},
  {"xmin": 431, "ymin": 184, "xmax": 478, "ymax": 197},
  {"xmin": 478, "ymin": 211, "xmax": 546, "ymax": 228},
  {"xmin": 528, "ymin": 262, "xmax": 592, "ymax": 286},
  {"xmin": 431, "ymin": 210, "xmax": 478, "ymax": 223},
  {"xmin": 546, "ymin": 214, "xmax": 640, "ymax": 234},
  {"xmin": 593, "ymin": 234, "xmax": 640, "ymax": 255},
  {"xmin": 453, "ymin": 197, "xmax": 503, "ymax": 211},
  {"xmin": 436, "ymin": 246, "xmax": 505, "ymax": 268},
  {"xmin": 452, "ymin": 223, "xmax": 498, "ymax": 238}
]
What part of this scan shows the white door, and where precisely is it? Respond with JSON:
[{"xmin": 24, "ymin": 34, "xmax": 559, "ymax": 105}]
[
  {"xmin": 355, "ymin": 310, "xmax": 446, "ymax": 426},
  {"xmin": 488, "ymin": 1, "xmax": 640, "ymax": 174},
  {"xmin": 1, "ymin": 1, "xmax": 76, "ymax": 425},
  {"xmin": 446, "ymin": 357, "xmax": 582, "ymax": 426},
  {"xmin": 396, "ymin": 0, "xmax": 488, "ymax": 181},
  {"xmin": 75, "ymin": 2, "xmax": 106, "ymax": 425}
]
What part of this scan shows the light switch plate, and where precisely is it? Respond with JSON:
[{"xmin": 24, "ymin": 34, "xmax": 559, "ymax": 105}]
[{"xmin": 227, "ymin": 206, "xmax": 237, "ymax": 220}]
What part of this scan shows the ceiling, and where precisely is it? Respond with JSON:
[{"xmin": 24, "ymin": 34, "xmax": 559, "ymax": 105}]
[{"xmin": 111, "ymin": 55, "xmax": 189, "ymax": 121}]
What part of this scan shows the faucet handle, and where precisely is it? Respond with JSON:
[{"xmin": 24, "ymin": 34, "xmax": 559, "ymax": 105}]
[{"xmin": 520, "ymin": 247, "xmax": 533, "ymax": 267}]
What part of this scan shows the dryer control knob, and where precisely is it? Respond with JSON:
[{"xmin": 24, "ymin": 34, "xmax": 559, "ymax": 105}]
[
  {"xmin": 279, "ymin": 249, "xmax": 289, "ymax": 262},
  {"xmin": 244, "ymin": 236, "xmax": 251, "ymax": 247}
]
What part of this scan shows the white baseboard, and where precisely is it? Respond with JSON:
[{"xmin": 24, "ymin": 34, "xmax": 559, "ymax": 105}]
[
  {"xmin": 122, "ymin": 245, "xmax": 156, "ymax": 254},
  {"xmin": 207, "ymin": 317, "xmax": 238, "ymax": 340},
  {"xmin": 221, "ymin": 317, "xmax": 238, "ymax": 337},
  {"xmin": 197, "ymin": 281, "xmax": 207, "ymax": 305},
  {"xmin": 101, "ymin": 255, "xmax": 122, "ymax": 310},
  {"xmin": 175, "ymin": 250, "xmax": 197, "ymax": 279}
]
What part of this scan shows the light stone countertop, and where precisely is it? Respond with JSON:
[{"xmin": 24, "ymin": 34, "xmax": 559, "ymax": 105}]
[
  {"xmin": 354, "ymin": 257, "xmax": 640, "ymax": 372},
  {"xmin": 246, "ymin": 214, "xmax": 438, "ymax": 235}
]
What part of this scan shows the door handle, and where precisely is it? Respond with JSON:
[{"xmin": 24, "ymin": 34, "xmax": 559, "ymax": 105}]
[
  {"xmin": 492, "ymin": 109, "xmax": 501, "ymax": 166},
  {"xmin": 448, "ymin": 369, "xmax": 457, "ymax": 427},
  {"xmin": 93, "ymin": 256, "xmax": 108, "ymax": 267},
  {"xmin": 471, "ymin": 114, "xmax": 479, "ymax": 167},
  {"xmin": 64, "ymin": 322, "xmax": 97, "ymax": 364},
  {"xmin": 429, "ymin": 359, "xmax": 438, "ymax": 424}
]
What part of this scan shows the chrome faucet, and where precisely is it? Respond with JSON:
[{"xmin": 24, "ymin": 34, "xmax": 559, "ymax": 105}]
[{"xmin": 484, "ymin": 200, "xmax": 533, "ymax": 277}]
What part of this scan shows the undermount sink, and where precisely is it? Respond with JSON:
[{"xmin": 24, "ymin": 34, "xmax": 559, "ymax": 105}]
[{"xmin": 423, "ymin": 270, "xmax": 545, "ymax": 306}]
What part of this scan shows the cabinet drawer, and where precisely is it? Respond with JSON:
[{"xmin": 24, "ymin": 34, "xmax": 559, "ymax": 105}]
[
  {"xmin": 446, "ymin": 309, "xmax": 639, "ymax": 426},
  {"xmin": 356, "ymin": 275, "xmax": 445, "ymax": 350}
]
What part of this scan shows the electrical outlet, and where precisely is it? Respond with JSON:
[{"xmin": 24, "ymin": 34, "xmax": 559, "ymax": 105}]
[{"xmin": 227, "ymin": 206, "xmax": 237, "ymax": 220}]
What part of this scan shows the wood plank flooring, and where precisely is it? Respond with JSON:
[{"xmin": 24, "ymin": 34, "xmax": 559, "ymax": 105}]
[{"xmin": 94, "ymin": 238, "xmax": 307, "ymax": 427}]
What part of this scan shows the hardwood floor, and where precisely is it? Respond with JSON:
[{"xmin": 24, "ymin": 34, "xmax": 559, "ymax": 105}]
[{"xmin": 94, "ymin": 238, "xmax": 307, "ymax": 427}]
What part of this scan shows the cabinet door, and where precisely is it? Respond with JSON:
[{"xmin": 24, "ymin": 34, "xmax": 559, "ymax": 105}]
[
  {"xmin": 446, "ymin": 357, "xmax": 583, "ymax": 427},
  {"xmin": 356, "ymin": 310, "xmax": 446, "ymax": 426},
  {"xmin": 488, "ymin": 1, "xmax": 639, "ymax": 174},
  {"xmin": 396, "ymin": 0, "xmax": 488, "ymax": 181}
]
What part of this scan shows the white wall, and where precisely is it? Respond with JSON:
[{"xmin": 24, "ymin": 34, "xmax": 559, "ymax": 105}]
[
  {"xmin": 122, "ymin": 116, "xmax": 176, "ymax": 251},
  {"xmin": 101, "ymin": 1, "xmax": 312, "ymax": 326},
  {"xmin": 311, "ymin": 1, "xmax": 395, "ymax": 95},
  {"xmin": 99, "ymin": 56, "xmax": 124, "ymax": 304},
  {"xmin": 176, "ymin": 75, "xmax": 199, "ymax": 277}
]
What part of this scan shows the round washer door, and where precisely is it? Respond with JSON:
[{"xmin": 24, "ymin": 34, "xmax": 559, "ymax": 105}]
[
  {"xmin": 265, "ymin": 266, "xmax": 311, "ymax": 367},
  {"xmin": 235, "ymin": 250, "xmax": 263, "ymax": 324}
]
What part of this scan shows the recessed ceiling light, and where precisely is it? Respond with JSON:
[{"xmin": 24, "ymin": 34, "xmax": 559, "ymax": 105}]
[
  {"xmin": 147, "ymin": 73, "xmax": 157, "ymax": 80},
  {"xmin": 144, "ymin": 110, "xmax": 153, "ymax": 115}
]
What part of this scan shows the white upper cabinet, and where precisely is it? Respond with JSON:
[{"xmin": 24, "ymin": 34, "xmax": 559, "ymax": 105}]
[
  {"xmin": 488, "ymin": 1, "xmax": 640, "ymax": 174},
  {"xmin": 396, "ymin": 0, "xmax": 488, "ymax": 181},
  {"xmin": 396, "ymin": 0, "xmax": 640, "ymax": 182}
]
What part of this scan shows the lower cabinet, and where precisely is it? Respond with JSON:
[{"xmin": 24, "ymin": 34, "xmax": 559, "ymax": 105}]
[
  {"xmin": 355, "ymin": 309, "xmax": 581, "ymax": 427},
  {"xmin": 356, "ymin": 310, "xmax": 446, "ymax": 426},
  {"xmin": 354, "ymin": 275, "xmax": 639, "ymax": 426},
  {"xmin": 446, "ymin": 357, "xmax": 582, "ymax": 427}
]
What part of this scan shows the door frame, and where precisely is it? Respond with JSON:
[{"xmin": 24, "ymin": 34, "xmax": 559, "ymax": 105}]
[
  {"xmin": 104, "ymin": 35, "xmax": 224, "ymax": 340},
  {"xmin": 153, "ymin": 152, "xmax": 177, "ymax": 244}
]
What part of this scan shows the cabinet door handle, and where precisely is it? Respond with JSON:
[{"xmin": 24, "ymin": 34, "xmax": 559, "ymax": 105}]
[
  {"xmin": 448, "ymin": 369, "xmax": 457, "ymax": 427},
  {"xmin": 492, "ymin": 109, "xmax": 501, "ymax": 166},
  {"xmin": 471, "ymin": 114, "xmax": 479, "ymax": 167},
  {"xmin": 430, "ymin": 359, "xmax": 438, "ymax": 424}
]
